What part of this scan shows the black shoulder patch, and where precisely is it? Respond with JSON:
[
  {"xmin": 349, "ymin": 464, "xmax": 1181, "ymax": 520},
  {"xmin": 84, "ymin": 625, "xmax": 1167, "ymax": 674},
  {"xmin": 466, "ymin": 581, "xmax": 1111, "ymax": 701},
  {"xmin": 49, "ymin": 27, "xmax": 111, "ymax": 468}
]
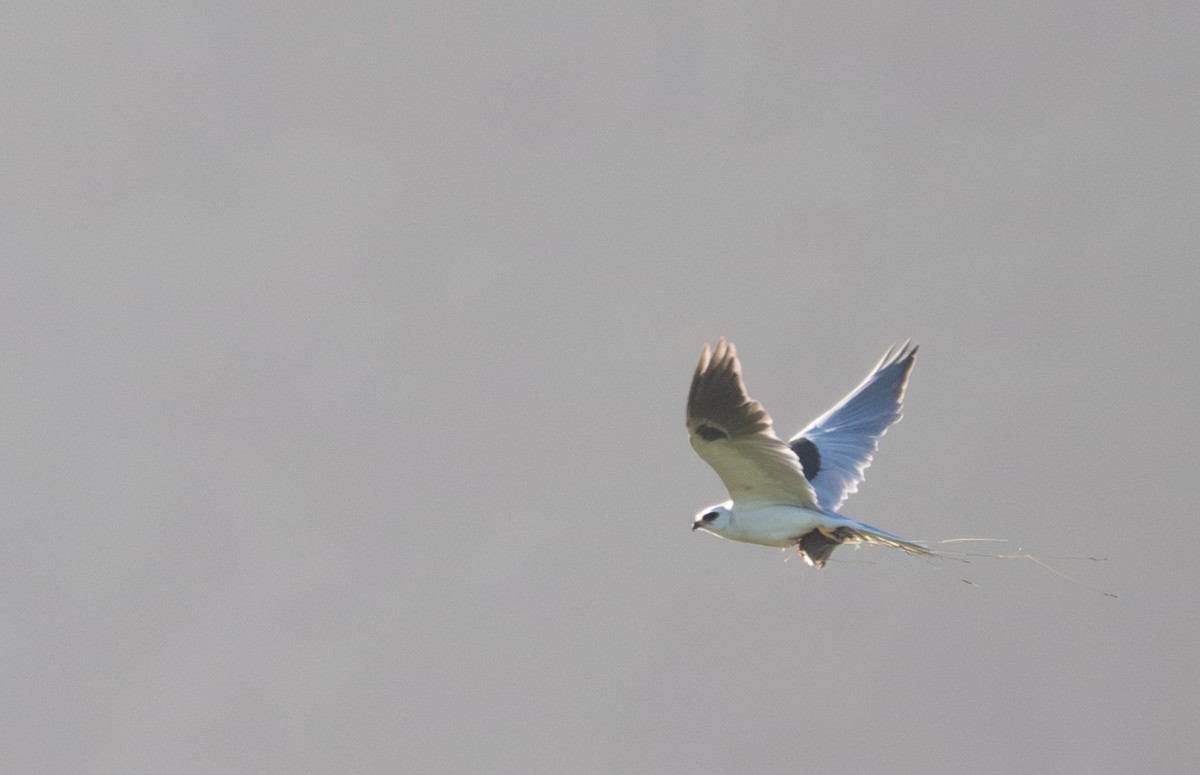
[
  {"xmin": 790, "ymin": 437, "xmax": 821, "ymax": 480},
  {"xmin": 696, "ymin": 424, "xmax": 728, "ymax": 441}
]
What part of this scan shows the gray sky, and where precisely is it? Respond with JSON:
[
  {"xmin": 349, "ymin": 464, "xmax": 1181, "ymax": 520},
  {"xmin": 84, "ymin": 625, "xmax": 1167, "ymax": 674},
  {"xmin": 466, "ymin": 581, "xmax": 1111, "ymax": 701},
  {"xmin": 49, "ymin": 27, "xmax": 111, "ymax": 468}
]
[{"xmin": 3, "ymin": 2, "xmax": 1198, "ymax": 773}]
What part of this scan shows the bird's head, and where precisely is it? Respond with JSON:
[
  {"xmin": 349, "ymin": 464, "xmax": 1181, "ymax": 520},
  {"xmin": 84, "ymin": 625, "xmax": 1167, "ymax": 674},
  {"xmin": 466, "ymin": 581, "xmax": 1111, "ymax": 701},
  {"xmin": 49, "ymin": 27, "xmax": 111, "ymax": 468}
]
[{"xmin": 692, "ymin": 503, "xmax": 732, "ymax": 535}]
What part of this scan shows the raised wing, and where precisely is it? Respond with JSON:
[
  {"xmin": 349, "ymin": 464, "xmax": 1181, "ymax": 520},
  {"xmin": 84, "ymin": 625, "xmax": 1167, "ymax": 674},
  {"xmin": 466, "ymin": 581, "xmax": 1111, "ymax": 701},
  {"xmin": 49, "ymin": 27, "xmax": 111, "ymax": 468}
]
[
  {"xmin": 687, "ymin": 338, "xmax": 820, "ymax": 509},
  {"xmin": 788, "ymin": 342, "xmax": 917, "ymax": 512}
]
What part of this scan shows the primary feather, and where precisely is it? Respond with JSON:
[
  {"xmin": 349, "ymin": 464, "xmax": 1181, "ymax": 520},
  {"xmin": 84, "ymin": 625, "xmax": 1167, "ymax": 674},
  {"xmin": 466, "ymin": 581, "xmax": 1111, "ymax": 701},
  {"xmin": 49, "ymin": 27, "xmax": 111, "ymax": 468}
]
[
  {"xmin": 686, "ymin": 338, "xmax": 820, "ymax": 509},
  {"xmin": 788, "ymin": 341, "xmax": 917, "ymax": 512}
]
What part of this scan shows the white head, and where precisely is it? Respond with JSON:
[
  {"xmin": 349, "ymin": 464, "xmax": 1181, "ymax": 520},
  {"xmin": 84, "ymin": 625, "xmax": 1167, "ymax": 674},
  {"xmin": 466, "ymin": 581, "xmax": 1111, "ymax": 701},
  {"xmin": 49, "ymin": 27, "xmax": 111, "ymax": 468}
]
[{"xmin": 691, "ymin": 502, "xmax": 733, "ymax": 536}]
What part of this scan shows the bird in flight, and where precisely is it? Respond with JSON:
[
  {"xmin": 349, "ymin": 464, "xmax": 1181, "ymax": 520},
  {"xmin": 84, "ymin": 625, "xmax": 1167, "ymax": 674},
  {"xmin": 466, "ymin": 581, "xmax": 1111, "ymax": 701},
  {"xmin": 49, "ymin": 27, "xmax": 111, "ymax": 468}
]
[{"xmin": 687, "ymin": 338, "xmax": 929, "ymax": 567}]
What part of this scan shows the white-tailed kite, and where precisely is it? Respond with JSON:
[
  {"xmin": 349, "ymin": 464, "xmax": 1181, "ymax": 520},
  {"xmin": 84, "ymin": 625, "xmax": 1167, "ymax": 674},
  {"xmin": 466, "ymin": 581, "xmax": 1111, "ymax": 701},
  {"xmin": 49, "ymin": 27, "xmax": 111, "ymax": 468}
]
[{"xmin": 688, "ymin": 338, "xmax": 929, "ymax": 567}]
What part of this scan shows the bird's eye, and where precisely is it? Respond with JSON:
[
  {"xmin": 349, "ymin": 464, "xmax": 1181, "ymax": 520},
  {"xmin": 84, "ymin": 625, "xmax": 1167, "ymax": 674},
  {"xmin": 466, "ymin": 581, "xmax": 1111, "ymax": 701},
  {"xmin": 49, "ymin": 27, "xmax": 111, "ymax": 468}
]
[{"xmin": 702, "ymin": 511, "xmax": 719, "ymax": 522}]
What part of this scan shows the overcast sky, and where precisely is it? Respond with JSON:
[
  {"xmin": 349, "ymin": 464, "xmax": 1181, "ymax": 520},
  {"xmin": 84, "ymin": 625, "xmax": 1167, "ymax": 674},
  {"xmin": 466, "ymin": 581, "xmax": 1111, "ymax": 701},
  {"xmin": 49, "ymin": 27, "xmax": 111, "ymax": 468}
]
[{"xmin": 3, "ymin": 2, "xmax": 1198, "ymax": 773}]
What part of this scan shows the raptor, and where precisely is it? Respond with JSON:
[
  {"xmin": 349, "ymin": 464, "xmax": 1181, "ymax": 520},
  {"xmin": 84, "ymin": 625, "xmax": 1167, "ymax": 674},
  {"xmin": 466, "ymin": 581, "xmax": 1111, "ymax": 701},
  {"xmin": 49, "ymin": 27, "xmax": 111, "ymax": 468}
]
[{"xmin": 687, "ymin": 338, "xmax": 928, "ymax": 567}]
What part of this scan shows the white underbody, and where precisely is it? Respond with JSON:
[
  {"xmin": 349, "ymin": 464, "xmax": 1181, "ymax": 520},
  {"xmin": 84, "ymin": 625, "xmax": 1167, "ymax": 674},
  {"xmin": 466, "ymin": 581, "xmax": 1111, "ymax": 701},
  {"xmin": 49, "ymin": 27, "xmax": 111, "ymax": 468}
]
[{"xmin": 701, "ymin": 501, "xmax": 839, "ymax": 547}]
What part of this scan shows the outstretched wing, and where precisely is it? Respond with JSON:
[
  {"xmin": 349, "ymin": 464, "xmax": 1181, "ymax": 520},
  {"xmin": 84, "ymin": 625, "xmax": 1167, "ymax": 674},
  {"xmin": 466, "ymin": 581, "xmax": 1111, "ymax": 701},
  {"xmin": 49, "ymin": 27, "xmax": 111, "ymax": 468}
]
[
  {"xmin": 687, "ymin": 338, "xmax": 820, "ymax": 509},
  {"xmin": 788, "ymin": 342, "xmax": 917, "ymax": 512}
]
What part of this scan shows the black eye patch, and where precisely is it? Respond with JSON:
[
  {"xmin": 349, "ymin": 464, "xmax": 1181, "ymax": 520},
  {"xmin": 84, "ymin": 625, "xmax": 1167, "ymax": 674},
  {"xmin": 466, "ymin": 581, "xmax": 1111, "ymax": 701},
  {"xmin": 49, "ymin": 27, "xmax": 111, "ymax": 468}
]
[{"xmin": 702, "ymin": 512, "xmax": 719, "ymax": 522}]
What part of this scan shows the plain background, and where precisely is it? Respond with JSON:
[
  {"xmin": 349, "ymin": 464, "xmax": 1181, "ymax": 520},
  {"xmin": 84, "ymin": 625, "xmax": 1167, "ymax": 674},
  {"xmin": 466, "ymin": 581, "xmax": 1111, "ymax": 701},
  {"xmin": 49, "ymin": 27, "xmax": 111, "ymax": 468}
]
[{"xmin": 3, "ymin": 2, "xmax": 1198, "ymax": 773}]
